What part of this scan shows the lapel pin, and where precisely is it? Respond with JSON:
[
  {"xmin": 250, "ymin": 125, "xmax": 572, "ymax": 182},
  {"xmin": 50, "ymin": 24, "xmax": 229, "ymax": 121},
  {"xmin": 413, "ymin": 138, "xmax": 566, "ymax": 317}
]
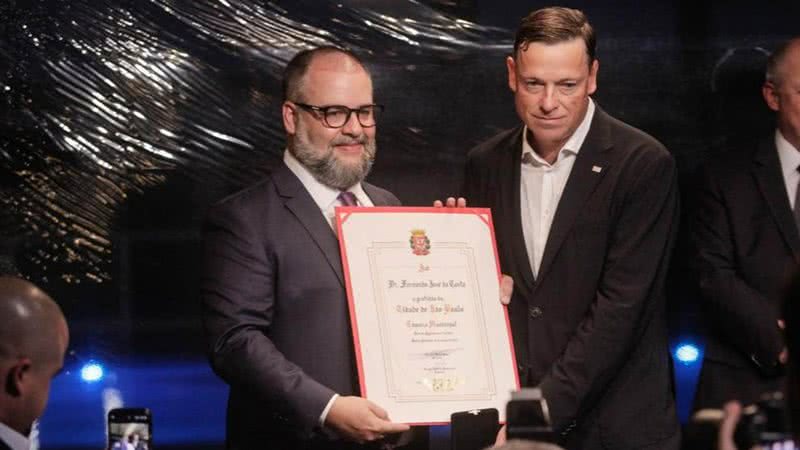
[{"xmin": 592, "ymin": 165, "xmax": 602, "ymax": 173}]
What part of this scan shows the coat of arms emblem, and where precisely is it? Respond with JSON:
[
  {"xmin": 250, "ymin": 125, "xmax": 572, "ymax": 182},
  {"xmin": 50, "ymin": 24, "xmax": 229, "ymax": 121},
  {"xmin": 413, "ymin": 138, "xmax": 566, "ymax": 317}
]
[{"xmin": 409, "ymin": 229, "xmax": 431, "ymax": 256}]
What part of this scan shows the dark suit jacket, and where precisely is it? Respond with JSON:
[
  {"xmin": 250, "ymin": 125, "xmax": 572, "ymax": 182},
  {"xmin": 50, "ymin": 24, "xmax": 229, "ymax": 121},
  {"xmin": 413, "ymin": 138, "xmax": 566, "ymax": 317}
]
[
  {"xmin": 201, "ymin": 161, "xmax": 400, "ymax": 450},
  {"xmin": 0, "ymin": 437, "xmax": 11, "ymax": 450},
  {"xmin": 689, "ymin": 137, "xmax": 795, "ymax": 409},
  {"xmin": 462, "ymin": 107, "xmax": 680, "ymax": 449}
]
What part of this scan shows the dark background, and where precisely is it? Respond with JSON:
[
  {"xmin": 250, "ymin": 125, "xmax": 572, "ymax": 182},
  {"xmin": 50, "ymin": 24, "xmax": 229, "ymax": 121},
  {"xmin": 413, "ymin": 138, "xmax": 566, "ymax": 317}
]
[{"xmin": 2, "ymin": 0, "xmax": 799, "ymax": 448}]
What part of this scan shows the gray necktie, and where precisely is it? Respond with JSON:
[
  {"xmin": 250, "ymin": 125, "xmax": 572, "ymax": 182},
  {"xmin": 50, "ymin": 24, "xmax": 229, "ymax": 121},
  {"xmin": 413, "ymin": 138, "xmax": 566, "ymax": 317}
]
[{"xmin": 338, "ymin": 191, "xmax": 358, "ymax": 206}]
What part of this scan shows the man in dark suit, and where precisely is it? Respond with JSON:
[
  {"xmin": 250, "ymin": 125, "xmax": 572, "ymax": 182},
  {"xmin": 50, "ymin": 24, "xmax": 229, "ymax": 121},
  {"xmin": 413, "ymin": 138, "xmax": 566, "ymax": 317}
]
[
  {"xmin": 690, "ymin": 37, "xmax": 800, "ymax": 410},
  {"xmin": 0, "ymin": 276, "xmax": 69, "ymax": 450},
  {"xmin": 201, "ymin": 47, "xmax": 411, "ymax": 449},
  {"xmin": 461, "ymin": 7, "xmax": 680, "ymax": 449}
]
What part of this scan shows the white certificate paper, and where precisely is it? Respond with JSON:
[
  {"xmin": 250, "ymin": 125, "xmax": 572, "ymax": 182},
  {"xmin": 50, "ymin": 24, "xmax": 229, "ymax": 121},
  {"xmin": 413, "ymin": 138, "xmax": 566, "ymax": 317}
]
[{"xmin": 336, "ymin": 207, "xmax": 519, "ymax": 425}]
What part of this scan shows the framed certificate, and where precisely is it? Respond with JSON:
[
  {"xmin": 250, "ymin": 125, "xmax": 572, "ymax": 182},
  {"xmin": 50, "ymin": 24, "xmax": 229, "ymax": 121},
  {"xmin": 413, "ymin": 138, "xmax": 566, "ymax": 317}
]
[{"xmin": 336, "ymin": 207, "xmax": 519, "ymax": 425}]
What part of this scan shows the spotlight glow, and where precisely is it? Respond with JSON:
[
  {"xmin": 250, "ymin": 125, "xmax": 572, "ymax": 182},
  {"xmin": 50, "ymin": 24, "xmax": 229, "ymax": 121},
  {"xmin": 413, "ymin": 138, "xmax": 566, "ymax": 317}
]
[
  {"xmin": 80, "ymin": 362, "xmax": 104, "ymax": 382},
  {"xmin": 674, "ymin": 344, "xmax": 700, "ymax": 364}
]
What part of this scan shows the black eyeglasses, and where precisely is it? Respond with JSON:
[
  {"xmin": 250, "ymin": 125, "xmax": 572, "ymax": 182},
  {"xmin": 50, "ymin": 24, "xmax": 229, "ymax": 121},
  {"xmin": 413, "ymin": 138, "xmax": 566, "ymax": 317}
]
[{"xmin": 293, "ymin": 103, "xmax": 384, "ymax": 128}]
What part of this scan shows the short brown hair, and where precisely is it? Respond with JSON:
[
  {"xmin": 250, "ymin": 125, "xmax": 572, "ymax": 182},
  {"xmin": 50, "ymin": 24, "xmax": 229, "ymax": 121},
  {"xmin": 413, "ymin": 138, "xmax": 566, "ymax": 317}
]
[
  {"xmin": 766, "ymin": 37, "xmax": 800, "ymax": 86},
  {"xmin": 513, "ymin": 7, "xmax": 596, "ymax": 64},
  {"xmin": 282, "ymin": 46, "xmax": 369, "ymax": 102}
]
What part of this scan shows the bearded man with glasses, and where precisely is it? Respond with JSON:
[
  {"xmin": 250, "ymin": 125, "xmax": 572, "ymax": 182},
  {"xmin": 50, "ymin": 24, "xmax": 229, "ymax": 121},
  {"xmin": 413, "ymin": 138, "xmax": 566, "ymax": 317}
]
[{"xmin": 201, "ymin": 46, "xmax": 420, "ymax": 450}]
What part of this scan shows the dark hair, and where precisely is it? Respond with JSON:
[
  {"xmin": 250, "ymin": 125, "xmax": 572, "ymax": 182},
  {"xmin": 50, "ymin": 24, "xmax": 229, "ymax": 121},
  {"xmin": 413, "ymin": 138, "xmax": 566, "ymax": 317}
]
[
  {"xmin": 282, "ymin": 46, "xmax": 368, "ymax": 102},
  {"xmin": 513, "ymin": 7, "xmax": 596, "ymax": 65},
  {"xmin": 766, "ymin": 37, "xmax": 800, "ymax": 85}
]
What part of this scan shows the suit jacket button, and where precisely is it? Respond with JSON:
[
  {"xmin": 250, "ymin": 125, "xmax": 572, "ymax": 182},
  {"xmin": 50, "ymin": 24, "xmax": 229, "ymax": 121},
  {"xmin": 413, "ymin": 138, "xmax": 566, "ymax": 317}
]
[{"xmin": 529, "ymin": 306, "xmax": 543, "ymax": 318}]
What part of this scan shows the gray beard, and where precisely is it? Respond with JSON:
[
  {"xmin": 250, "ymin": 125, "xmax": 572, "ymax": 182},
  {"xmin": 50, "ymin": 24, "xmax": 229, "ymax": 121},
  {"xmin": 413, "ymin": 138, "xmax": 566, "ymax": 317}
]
[{"xmin": 290, "ymin": 132, "xmax": 376, "ymax": 191}]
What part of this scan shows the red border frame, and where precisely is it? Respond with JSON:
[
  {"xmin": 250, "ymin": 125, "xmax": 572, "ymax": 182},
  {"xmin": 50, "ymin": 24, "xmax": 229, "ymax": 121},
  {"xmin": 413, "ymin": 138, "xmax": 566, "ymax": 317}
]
[{"xmin": 335, "ymin": 206, "xmax": 520, "ymax": 425}]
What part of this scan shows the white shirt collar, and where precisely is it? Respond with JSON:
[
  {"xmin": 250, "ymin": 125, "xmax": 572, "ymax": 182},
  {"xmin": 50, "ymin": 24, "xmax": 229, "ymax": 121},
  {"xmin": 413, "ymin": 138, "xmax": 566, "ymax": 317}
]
[
  {"xmin": 522, "ymin": 98, "xmax": 596, "ymax": 166},
  {"xmin": 283, "ymin": 150, "xmax": 372, "ymax": 209},
  {"xmin": 776, "ymin": 129, "xmax": 800, "ymax": 181},
  {"xmin": 0, "ymin": 422, "xmax": 30, "ymax": 450}
]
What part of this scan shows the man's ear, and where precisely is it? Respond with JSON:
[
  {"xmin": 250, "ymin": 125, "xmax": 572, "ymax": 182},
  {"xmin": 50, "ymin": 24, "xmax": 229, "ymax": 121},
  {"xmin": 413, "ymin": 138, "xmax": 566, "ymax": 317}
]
[
  {"xmin": 506, "ymin": 56, "xmax": 518, "ymax": 93},
  {"xmin": 283, "ymin": 101, "xmax": 298, "ymax": 135},
  {"xmin": 763, "ymin": 82, "xmax": 780, "ymax": 112},
  {"xmin": 587, "ymin": 58, "xmax": 599, "ymax": 96},
  {"xmin": 4, "ymin": 358, "xmax": 32, "ymax": 397}
]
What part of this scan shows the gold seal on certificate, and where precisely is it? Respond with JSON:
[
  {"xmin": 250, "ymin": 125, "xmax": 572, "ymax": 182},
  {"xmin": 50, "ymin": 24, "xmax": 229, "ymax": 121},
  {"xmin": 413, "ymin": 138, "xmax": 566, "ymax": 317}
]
[{"xmin": 336, "ymin": 207, "xmax": 519, "ymax": 425}]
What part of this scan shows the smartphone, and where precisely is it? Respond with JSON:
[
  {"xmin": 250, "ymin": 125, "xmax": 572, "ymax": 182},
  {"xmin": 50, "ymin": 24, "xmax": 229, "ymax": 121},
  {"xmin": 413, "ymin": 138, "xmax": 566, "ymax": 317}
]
[
  {"xmin": 451, "ymin": 408, "xmax": 499, "ymax": 450},
  {"xmin": 107, "ymin": 407, "xmax": 152, "ymax": 450}
]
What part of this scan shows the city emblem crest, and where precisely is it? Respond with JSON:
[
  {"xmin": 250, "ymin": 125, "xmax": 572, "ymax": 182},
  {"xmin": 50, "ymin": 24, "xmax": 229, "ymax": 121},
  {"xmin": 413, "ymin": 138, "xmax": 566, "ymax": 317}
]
[{"xmin": 409, "ymin": 229, "xmax": 431, "ymax": 256}]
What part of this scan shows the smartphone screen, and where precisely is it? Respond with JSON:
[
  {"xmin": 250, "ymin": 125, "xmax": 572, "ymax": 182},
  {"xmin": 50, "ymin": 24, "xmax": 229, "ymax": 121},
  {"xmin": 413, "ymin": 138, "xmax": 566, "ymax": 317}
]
[
  {"xmin": 758, "ymin": 440, "xmax": 795, "ymax": 450},
  {"xmin": 108, "ymin": 408, "xmax": 152, "ymax": 450}
]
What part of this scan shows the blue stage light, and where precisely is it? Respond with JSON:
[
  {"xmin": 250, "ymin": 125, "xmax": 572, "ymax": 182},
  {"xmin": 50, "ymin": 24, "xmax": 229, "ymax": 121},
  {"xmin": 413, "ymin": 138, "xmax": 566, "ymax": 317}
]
[
  {"xmin": 674, "ymin": 344, "xmax": 700, "ymax": 364},
  {"xmin": 80, "ymin": 362, "xmax": 104, "ymax": 382}
]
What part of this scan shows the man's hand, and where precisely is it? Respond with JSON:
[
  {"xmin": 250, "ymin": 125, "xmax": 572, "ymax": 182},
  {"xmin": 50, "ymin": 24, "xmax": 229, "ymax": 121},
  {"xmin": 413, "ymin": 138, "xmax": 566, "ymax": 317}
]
[
  {"xmin": 433, "ymin": 197, "xmax": 467, "ymax": 208},
  {"xmin": 325, "ymin": 396, "xmax": 410, "ymax": 443},
  {"xmin": 500, "ymin": 275, "xmax": 513, "ymax": 305}
]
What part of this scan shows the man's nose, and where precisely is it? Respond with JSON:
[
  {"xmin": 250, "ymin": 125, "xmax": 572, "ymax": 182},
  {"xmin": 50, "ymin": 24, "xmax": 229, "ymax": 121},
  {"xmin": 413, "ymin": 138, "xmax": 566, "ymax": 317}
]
[
  {"xmin": 539, "ymin": 86, "xmax": 558, "ymax": 113},
  {"xmin": 341, "ymin": 111, "xmax": 364, "ymax": 136}
]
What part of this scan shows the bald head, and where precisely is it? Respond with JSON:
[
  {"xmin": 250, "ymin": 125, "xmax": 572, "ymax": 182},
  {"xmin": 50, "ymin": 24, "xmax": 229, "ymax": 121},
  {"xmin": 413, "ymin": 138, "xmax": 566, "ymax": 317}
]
[
  {"xmin": 0, "ymin": 276, "xmax": 68, "ymax": 436},
  {"xmin": 0, "ymin": 277, "xmax": 67, "ymax": 364},
  {"xmin": 763, "ymin": 37, "xmax": 800, "ymax": 152},
  {"xmin": 282, "ymin": 46, "xmax": 371, "ymax": 103},
  {"xmin": 766, "ymin": 37, "xmax": 800, "ymax": 86}
]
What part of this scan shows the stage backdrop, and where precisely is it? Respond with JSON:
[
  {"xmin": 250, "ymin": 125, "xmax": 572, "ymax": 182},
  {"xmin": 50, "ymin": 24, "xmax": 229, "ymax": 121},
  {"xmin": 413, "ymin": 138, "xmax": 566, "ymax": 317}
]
[{"xmin": 1, "ymin": 0, "xmax": 799, "ymax": 447}]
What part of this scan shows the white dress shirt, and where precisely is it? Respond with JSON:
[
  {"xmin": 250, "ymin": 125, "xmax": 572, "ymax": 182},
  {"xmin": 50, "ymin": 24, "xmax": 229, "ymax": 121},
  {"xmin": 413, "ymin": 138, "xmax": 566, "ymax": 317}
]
[
  {"xmin": 283, "ymin": 149, "xmax": 373, "ymax": 426},
  {"xmin": 0, "ymin": 422, "xmax": 30, "ymax": 450},
  {"xmin": 775, "ymin": 129, "xmax": 800, "ymax": 210},
  {"xmin": 520, "ymin": 99, "xmax": 595, "ymax": 278}
]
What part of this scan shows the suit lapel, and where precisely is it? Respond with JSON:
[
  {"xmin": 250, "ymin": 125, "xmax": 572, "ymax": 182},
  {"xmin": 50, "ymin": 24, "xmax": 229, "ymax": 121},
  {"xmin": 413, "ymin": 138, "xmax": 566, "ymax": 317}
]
[
  {"xmin": 535, "ymin": 108, "xmax": 612, "ymax": 285},
  {"xmin": 362, "ymin": 183, "xmax": 394, "ymax": 206},
  {"xmin": 752, "ymin": 138, "xmax": 800, "ymax": 260},
  {"xmin": 272, "ymin": 163, "xmax": 345, "ymax": 287}
]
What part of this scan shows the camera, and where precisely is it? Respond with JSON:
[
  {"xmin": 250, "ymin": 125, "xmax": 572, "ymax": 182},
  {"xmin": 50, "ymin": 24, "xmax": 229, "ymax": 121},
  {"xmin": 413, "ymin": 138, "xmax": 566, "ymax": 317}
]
[
  {"xmin": 450, "ymin": 408, "xmax": 499, "ymax": 450},
  {"xmin": 734, "ymin": 391, "xmax": 794, "ymax": 449},
  {"xmin": 506, "ymin": 388, "xmax": 557, "ymax": 443},
  {"xmin": 689, "ymin": 391, "xmax": 794, "ymax": 449}
]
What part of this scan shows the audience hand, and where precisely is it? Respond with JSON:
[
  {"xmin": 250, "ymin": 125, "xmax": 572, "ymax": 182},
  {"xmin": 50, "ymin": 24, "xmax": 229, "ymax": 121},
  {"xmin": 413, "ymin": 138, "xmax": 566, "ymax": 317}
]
[
  {"xmin": 718, "ymin": 401, "xmax": 741, "ymax": 450},
  {"xmin": 494, "ymin": 424, "xmax": 507, "ymax": 447}
]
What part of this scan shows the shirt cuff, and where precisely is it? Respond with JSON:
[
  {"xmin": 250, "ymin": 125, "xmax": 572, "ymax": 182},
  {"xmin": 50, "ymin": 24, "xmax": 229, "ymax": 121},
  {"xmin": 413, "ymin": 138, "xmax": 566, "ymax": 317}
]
[{"xmin": 319, "ymin": 393, "xmax": 339, "ymax": 426}]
